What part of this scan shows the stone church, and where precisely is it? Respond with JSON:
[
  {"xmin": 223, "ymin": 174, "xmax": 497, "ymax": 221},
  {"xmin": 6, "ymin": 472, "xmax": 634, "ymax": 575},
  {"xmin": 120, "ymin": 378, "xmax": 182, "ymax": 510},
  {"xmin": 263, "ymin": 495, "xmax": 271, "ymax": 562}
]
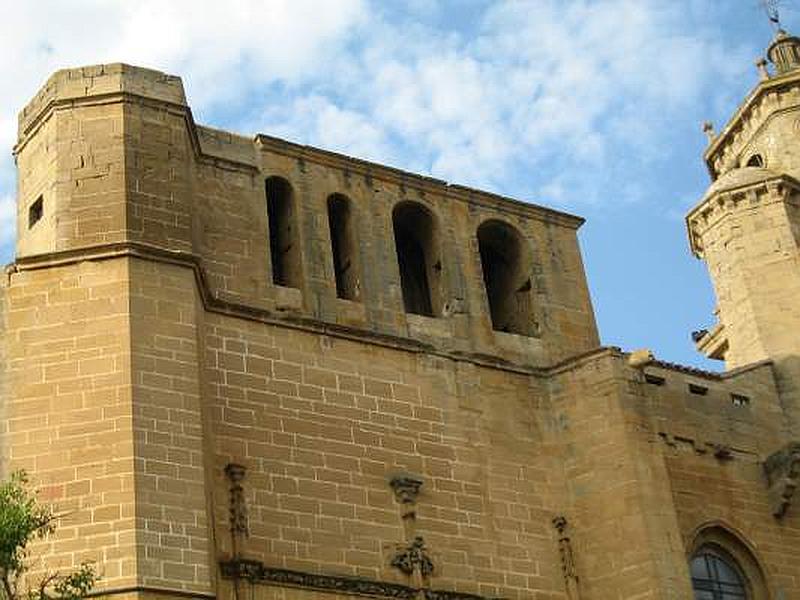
[{"xmin": 1, "ymin": 27, "xmax": 800, "ymax": 600}]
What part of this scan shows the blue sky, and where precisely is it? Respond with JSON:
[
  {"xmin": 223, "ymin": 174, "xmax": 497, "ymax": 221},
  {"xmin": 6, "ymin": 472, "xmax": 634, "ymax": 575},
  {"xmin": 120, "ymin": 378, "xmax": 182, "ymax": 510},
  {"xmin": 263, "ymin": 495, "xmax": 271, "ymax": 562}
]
[{"xmin": 0, "ymin": 0, "xmax": 793, "ymax": 368}]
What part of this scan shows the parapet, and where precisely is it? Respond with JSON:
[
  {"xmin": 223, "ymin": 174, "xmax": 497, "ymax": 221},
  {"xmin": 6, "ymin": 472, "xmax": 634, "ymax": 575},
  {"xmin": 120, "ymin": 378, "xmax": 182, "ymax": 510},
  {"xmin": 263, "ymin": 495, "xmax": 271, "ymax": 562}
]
[
  {"xmin": 16, "ymin": 63, "xmax": 187, "ymax": 151},
  {"xmin": 12, "ymin": 63, "xmax": 600, "ymax": 369}
]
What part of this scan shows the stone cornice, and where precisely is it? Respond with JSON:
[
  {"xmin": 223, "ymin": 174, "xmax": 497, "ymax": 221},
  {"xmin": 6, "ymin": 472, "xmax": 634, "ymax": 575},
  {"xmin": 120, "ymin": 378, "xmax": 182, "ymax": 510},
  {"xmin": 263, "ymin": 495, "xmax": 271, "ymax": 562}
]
[
  {"xmin": 14, "ymin": 90, "xmax": 259, "ymax": 175},
  {"xmin": 704, "ymin": 70, "xmax": 800, "ymax": 173},
  {"xmin": 685, "ymin": 173, "xmax": 800, "ymax": 257},
  {"xmin": 83, "ymin": 586, "xmax": 215, "ymax": 599},
  {"xmin": 8, "ymin": 242, "xmax": 545, "ymax": 377},
  {"xmin": 10, "ymin": 242, "xmax": 748, "ymax": 384}
]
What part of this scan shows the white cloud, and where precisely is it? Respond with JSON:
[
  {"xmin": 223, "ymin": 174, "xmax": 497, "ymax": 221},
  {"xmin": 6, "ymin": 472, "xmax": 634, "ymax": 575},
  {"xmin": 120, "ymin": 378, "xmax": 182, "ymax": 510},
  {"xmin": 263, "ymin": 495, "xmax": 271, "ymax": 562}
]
[
  {"xmin": 0, "ymin": 0, "xmax": 368, "ymax": 117},
  {"xmin": 0, "ymin": 0, "xmax": 368, "ymax": 261},
  {"xmin": 325, "ymin": 0, "xmax": 750, "ymax": 194},
  {"xmin": 0, "ymin": 0, "xmax": 758, "ymax": 262},
  {"xmin": 263, "ymin": 95, "xmax": 393, "ymax": 165}
]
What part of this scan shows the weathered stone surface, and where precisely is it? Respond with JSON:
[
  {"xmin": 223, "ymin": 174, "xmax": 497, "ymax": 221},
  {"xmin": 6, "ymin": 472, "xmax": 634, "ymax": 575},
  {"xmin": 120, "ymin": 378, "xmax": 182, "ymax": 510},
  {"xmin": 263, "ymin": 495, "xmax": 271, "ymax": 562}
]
[{"xmin": 1, "ymin": 44, "xmax": 800, "ymax": 600}]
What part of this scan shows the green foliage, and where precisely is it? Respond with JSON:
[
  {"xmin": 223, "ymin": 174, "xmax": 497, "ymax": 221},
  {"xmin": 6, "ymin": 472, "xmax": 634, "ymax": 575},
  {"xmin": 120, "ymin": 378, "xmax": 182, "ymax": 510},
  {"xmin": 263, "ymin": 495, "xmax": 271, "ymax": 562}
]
[
  {"xmin": 0, "ymin": 472, "xmax": 55, "ymax": 578},
  {"xmin": 0, "ymin": 471, "xmax": 96, "ymax": 600},
  {"xmin": 28, "ymin": 564, "xmax": 96, "ymax": 600}
]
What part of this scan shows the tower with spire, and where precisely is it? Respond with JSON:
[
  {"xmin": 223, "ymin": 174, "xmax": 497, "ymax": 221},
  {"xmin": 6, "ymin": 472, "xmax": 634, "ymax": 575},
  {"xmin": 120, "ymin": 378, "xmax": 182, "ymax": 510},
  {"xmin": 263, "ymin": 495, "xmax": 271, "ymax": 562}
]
[{"xmin": 689, "ymin": 25, "xmax": 800, "ymax": 432}]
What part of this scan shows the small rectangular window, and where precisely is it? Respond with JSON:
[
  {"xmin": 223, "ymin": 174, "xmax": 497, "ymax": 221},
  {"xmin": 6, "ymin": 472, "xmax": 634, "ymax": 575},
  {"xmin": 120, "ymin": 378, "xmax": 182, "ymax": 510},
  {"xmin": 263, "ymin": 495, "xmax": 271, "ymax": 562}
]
[
  {"xmin": 688, "ymin": 383, "xmax": 708, "ymax": 396},
  {"xmin": 644, "ymin": 373, "xmax": 666, "ymax": 386},
  {"xmin": 731, "ymin": 393, "xmax": 750, "ymax": 407},
  {"xmin": 28, "ymin": 196, "xmax": 43, "ymax": 229}
]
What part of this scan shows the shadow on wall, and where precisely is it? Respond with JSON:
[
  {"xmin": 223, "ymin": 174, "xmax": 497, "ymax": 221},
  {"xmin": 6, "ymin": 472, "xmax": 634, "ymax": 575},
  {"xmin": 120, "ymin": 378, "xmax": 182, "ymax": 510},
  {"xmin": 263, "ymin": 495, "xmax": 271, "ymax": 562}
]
[
  {"xmin": 477, "ymin": 219, "xmax": 534, "ymax": 336},
  {"xmin": 266, "ymin": 176, "xmax": 302, "ymax": 289},
  {"xmin": 392, "ymin": 201, "xmax": 442, "ymax": 317}
]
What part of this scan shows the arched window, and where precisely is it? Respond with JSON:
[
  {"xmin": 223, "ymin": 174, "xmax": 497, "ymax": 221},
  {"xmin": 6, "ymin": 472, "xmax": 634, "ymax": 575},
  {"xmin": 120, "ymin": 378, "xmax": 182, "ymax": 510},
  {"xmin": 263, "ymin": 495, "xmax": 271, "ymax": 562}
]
[
  {"xmin": 477, "ymin": 220, "xmax": 533, "ymax": 336},
  {"xmin": 690, "ymin": 548, "xmax": 748, "ymax": 599},
  {"xmin": 688, "ymin": 525, "xmax": 770, "ymax": 600},
  {"xmin": 746, "ymin": 154, "xmax": 764, "ymax": 168},
  {"xmin": 266, "ymin": 176, "xmax": 300, "ymax": 288},
  {"xmin": 327, "ymin": 194, "xmax": 360, "ymax": 301},
  {"xmin": 392, "ymin": 201, "xmax": 442, "ymax": 317}
]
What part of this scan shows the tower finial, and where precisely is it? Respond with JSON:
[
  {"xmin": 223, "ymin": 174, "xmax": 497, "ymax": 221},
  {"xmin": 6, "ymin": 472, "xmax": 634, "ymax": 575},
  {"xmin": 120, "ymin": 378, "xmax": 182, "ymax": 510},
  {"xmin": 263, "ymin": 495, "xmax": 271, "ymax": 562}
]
[
  {"xmin": 756, "ymin": 57, "xmax": 771, "ymax": 80},
  {"xmin": 762, "ymin": 0, "xmax": 782, "ymax": 33},
  {"xmin": 702, "ymin": 121, "xmax": 716, "ymax": 144},
  {"xmin": 761, "ymin": 0, "xmax": 800, "ymax": 74},
  {"xmin": 767, "ymin": 28, "xmax": 800, "ymax": 74}
]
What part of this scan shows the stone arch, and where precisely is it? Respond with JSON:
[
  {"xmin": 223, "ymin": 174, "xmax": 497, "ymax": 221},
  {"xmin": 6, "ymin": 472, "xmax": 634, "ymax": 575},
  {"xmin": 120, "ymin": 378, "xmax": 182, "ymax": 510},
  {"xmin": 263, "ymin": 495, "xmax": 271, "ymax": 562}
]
[
  {"xmin": 476, "ymin": 219, "xmax": 534, "ymax": 336},
  {"xmin": 746, "ymin": 154, "xmax": 765, "ymax": 168},
  {"xmin": 265, "ymin": 176, "xmax": 301, "ymax": 288},
  {"xmin": 392, "ymin": 201, "xmax": 443, "ymax": 317},
  {"xmin": 327, "ymin": 193, "xmax": 361, "ymax": 301},
  {"xmin": 688, "ymin": 522, "xmax": 771, "ymax": 599}
]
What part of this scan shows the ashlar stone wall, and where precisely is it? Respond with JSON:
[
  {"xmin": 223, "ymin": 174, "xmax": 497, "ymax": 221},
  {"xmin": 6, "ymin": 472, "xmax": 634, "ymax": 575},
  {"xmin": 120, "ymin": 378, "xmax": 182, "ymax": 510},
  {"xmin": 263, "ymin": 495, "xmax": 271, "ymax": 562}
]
[{"xmin": 2, "ymin": 63, "xmax": 799, "ymax": 600}]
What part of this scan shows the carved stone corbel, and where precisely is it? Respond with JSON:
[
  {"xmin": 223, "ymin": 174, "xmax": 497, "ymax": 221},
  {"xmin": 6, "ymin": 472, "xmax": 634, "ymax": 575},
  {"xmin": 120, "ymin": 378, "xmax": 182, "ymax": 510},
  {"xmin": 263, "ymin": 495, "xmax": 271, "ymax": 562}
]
[
  {"xmin": 389, "ymin": 475, "xmax": 433, "ymax": 582},
  {"xmin": 390, "ymin": 475, "xmax": 423, "ymax": 507},
  {"xmin": 764, "ymin": 442, "xmax": 800, "ymax": 518},
  {"xmin": 391, "ymin": 536, "xmax": 434, "ymax": 578},
  {"xmin": 390, "ymin": 474, "xmax": 424, "ymax": 528},
  {"xmin": 225, "ymin": 463, "xmax": 249, "ymax": 557},
  {"xmin": 553, "ymin": 516, "xmax": 580, "ymax": 599}
]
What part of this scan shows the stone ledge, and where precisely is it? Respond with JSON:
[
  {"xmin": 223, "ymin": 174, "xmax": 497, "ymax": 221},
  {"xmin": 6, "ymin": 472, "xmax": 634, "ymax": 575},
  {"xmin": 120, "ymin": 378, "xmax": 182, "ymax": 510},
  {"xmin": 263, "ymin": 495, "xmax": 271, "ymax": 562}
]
[{"xmin": 12, "ymin": 241, "xmax": 758, "ymax": 386}]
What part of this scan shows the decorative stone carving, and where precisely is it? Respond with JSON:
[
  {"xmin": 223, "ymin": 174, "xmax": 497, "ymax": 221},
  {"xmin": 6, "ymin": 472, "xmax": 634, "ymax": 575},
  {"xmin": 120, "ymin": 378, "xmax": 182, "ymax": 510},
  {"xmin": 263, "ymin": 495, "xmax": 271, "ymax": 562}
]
[
  {"xmin": 221, "ymin": 558, "xmax": 263, "ymax": 581},
  {"xmin": 764, "ymin": 441, "xmax": 800, "ymax": 518},
  {"xmin": 219, "ymin": 559, "xmax": 498, "ymax": 600},
  {"xmin": 553, "ymin": 516, "xmax": 580, "ymax": 599},
  {"xmin": 703, "ymin": 121, "xmax": 716, "ymax": 144},
  {"xmin": 390, "ymin": 475, "xmax": 423, "ymax": 505},
  {"xmin": 224, "ymin": 463, "xmax": 248, "ymax": 556},
  {"xmin": 391, "ymin": 536, "xmax": 434, "ymax": 578},
  {"xmin": 220, "ymin": 560, "xmax": 417, "ymax": 598},
  {"xmin": 755, "ymin": 57, "xmax": 771, "ymax": 81},
  {"xmin": 423, "ymin": 591, "xmax": 493, "ymax": 600}
]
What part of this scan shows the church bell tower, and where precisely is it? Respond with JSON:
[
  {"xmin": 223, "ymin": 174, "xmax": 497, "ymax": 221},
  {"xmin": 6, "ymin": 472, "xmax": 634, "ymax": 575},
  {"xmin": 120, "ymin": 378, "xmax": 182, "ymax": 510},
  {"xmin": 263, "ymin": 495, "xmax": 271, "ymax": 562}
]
[{"xmin": 689, "ymin": 27, "xmax": 800, "ymax": 431}]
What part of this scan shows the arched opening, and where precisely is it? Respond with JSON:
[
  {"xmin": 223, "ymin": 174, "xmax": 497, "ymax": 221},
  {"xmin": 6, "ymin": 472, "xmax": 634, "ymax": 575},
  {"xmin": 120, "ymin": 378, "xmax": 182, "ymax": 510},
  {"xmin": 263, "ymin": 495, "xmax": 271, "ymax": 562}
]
[
  {"xmin": 327, "ymin": 194, "xmax": 360, "ymax": 301},
  {"xmin": 688, "ymin": 525, "xmax": 770, "ymax": 600},
  {"xmin": 392, "ymin": 202, "xmax": 442, "ymax": 317},
  {"xmin": 477, "ymin": 220, "xmax": 533, "ymax": 336},
  {"xmin": 746, "ymin": 154, "xmax": 764, "ymax": 168},
  {"xmin": 266, "ymin": 176, "xmax": 301, "ymax": 288}
]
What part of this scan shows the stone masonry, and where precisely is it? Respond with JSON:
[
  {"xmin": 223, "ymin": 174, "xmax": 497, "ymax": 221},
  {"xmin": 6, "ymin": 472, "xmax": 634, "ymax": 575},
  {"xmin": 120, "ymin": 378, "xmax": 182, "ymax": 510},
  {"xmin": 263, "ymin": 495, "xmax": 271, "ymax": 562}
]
[{"xmin": 2, "ymin": 29, "xmax": 800, "ymax": 600}]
